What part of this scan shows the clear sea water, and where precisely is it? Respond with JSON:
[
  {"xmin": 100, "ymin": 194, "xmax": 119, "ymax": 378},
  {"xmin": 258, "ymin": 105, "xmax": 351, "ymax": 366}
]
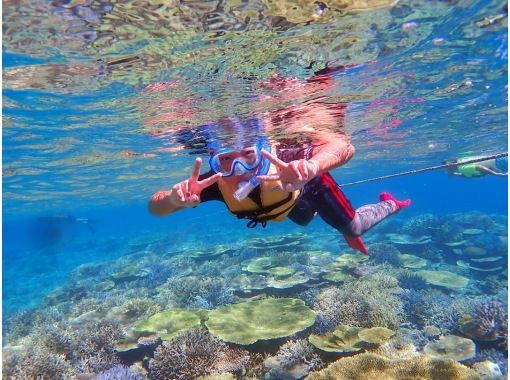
[{"xmin": 2, "ymin": 0, "xmax": 508, "ymax": 378}]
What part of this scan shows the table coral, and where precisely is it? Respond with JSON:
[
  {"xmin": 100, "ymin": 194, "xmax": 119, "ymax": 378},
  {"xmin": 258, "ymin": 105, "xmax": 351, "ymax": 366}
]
[
  {"xmin": 205, "ymin": 298, "xmax": 316, "ymax": 345},
  {"xmin": 306, "ymin": 352, "xmax": 482, "ymax": 380}
]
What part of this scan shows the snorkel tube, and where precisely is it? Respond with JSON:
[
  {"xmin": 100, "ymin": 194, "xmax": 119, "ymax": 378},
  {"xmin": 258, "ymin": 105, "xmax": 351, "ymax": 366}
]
[{"xmin": 233, "ymin": 139, "xmax": 271, "ymax": 201}]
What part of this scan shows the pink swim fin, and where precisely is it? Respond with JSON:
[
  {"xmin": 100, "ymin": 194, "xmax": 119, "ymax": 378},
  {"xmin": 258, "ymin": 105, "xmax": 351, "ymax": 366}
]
[
  {"xmin": 380, "ymin": 192, "xmax": 411, "ymax": 209},
  {"xmin": 344, "ymin": 235, "xmax": 368, "ymax": 255}
]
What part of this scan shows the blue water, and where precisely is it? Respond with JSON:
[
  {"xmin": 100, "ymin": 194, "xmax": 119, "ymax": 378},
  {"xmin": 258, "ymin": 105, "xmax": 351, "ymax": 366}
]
[{"xmin": 2, "ymin": 0, "xmax": 508, "ymax": 378}]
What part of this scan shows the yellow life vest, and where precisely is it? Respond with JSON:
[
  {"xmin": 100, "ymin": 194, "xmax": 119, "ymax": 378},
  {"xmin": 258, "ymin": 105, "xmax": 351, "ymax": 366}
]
[{"xmin": 218, "ymin": 163, "xmax": 300, "ymax": 227}]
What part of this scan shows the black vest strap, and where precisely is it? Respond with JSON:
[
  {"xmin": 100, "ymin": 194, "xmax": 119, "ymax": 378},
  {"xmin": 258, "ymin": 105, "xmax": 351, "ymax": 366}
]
[
  {"xmin": 234, "ymin": 192, "xmax": 293, "ymax": 220},
  {"xmin": 233, "ymin": 192, "xmax": 299, "ymax": 228}
]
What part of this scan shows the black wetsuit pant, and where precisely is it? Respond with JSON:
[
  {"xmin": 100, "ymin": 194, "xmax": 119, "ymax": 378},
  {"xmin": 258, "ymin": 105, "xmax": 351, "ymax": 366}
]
[{"xmin": 287, "ymin": 173, "xmax": 397, "ymax": 237}]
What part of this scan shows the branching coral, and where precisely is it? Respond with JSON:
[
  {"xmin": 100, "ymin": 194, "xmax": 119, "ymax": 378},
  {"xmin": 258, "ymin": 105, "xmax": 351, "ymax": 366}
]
[
  {"xmin": 465, "ymin": 348, "xmax": 508, "ymax": 378},
  {"xmin": 312, "ymin": 287, "xmax": 371, "ymax": 332},
  {"xmin": 120, "ymin": 298, "xmax": 161, "ymax": 319},
  {"xmin": 94, "ymin": 364, "xmax": 146, "ymax": 380},
  {"xmin": 149, "ymin": 328, "xmax": 223, "ymax": 380},
  {"xmin": 148, "ymin": 328, "xmax": 250, "ymax": 380},
  {"xmin": 155, "ymin": 276, "xmax": 234, "ymax": 309},
  {"xmin": 3, "ymin": 319, "xmax": 125, "ymax": 378},
  {"xmin": 401, "ymin": 214, "xmax": 439, "ymax": 236},
  {"xmin": 460, "ymin": 300, "xmax": 508, "ymax": 344},
  {"xmin": 391, "ymin": 268, "xmax": 428, "ymax": 290},
  {"xmin": 436, "ymin": 218, "xmax": 464, "ymax": 243},
  {"xmin": 276, "ymin": 339, "xmax": 323, "ymax": 371},
  {"xmin": 402, "ymin": 289, "xmax": 459, "ymax": 333},
  {"xmin": 3, "ymin": 306, "xmax": 63, "ymax": 345},
  {"xmin": 272, "ymin": 250, "xmax": 310, "ymax": 266},
  {"xmin": 265, "ymin": 339, "xmax": 323, "ymax": 379},
  {"xmin": 450, "ymin": 212, "xmax": 496, "ymax": 231},
  {"xmin": 366, "ymin": 243, "xmax": 401, "ymax": 266},
  {"xmin": 3, "ymin": 344, "xmax": 78, "ymax": 380},
  {"xmin": 64, "ymin": 320, "xmax": 124, "ymax": 373},
  {"xmin": 312, "ymin": 273, "xmax": 405, "ymax": 331}
]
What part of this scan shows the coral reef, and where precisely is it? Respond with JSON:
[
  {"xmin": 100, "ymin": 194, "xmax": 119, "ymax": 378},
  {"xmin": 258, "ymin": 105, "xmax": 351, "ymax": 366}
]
[
  {"xmin": 205, "ymin": 298, "xmax": 316, "ymax": 345},
  {"xmin": 402, "ymin": 214, "xmax": 439, "ymax": 237},
  {"xmin": 134, "ymin": 309, "xmax": 202, "ymax": 341},
  {"xmin": 312, "ymin": 273, "xmax": 404, "ymax": 331},
  {"xmin": 366, "ymin": 243, "xmax": 401, "ymax": 266},
  {"xmin": 390, "ymin": 268, "xmax": 429, "ymax": 290},
  {"xmin": 3, "ymin": 211, "xmax": 507, "ymax": 380},
  {"xmin": 309, "ymin": 325, "xmax": 394, "ymax": 353},
  {"xmin": 306, "ymin": 353, "xmax": 482, "ymax": 380},
  {"xmin": 471, "ymin": 361, "xmax": 504, "ymax": 380},
  {"xmin": 3, "ymin": 320, "xmax": 124, "ymax": 378},
  {"xmin": 148, "ymin": 328, "xmax": 250, "ymax": 380},
  {"xmin": 94, "ymin": 364, "xmax": 146, "ymax": 380},
  {"xmin": 264, "ymin": 339, "xmax": 323, "ymax": 379},
  {"xmin": 156, "ymin": 276, "xmax": 234, "ymax": 309},
  {"xmin": 3, "ymin": 344, "xmax": 78, "ymax": 380},
  {"xmin": 465, "ymin": 348, "xmax": 508, "ymax": 378},
  {"xmin": 459, "ymin": 300, "xmax": 508, "ymax": 344},
  {"xmin": 417, "ymin": 270, "xmax": 469, "ymax": 291},
  {"xmin": 371, "ymin": 336, "xmax": 419, "ymax": 360},
  {"xmin": 402, "ymin": 289, "xmax": 459, "ymax": 333},
  {"xmin": 423, "ymin": 335, "xmax": 476, "ymax": 361}
]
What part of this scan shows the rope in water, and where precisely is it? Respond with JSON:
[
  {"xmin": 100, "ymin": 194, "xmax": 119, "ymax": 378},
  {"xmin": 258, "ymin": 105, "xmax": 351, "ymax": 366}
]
[{"xmin": 339, "ymin": 152, "xmax": 508, "ymax": 187}]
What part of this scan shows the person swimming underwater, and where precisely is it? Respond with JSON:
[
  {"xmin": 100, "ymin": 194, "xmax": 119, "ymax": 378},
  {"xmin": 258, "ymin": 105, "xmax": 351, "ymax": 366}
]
[
  {"xmin": 148, "ymin": 117, "xmax": 411, "ymax": 254},
  {"xmin": 446, "ymin": 155, "xmax": 508, "ymax": 178}
]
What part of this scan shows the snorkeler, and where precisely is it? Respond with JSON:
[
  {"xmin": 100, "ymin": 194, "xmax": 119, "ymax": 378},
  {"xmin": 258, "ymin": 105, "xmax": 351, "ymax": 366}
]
[
  {"xmin": 447, "ymin": 155, "xmax": 508, "ymax": 178},
  {"xmin": 148, "ymin": 117, "xmax": 411, "ymax": 254}
]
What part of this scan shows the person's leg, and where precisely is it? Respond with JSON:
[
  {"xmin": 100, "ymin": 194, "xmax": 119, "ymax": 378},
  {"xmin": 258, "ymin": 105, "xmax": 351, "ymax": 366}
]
[
  {"xmin": 348, "ymin": 192, "xmax": 411, "ymax": 236},
  {"xmin": 308, "ymin": 173, "xmax": 357, "ymax": 232},
  {"xmin": 309, "ymin": 173, "xmax": 410, "ymax": 236},
  {"xmin": 287, "ymin": 181, "xmax": 317, "ymax": 226},
  {"xmin": 287, "ymin": 198, "xmax": 316, "ymax": 226}
]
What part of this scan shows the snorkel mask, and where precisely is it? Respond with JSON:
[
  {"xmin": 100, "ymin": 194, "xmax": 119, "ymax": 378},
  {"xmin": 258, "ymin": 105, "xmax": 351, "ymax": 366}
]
[{"xmin": 209, "ymin": 137, "xmax": 271, "ymax": 201}]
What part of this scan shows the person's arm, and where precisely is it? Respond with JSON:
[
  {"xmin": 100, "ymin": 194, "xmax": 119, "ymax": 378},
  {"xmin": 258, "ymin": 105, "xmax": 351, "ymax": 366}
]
[
  {"xmin": 258, "ymin": 131, "xmax": 354, "ymax": 192},
  {"xmin": 148, "ymin": 158, "xmax": 221, "ymax": 216},
  {"xmin": 149, "ymin": 189, "xmax": 185, "ymax": 216},
  {"xmin": 307, "ymin": 130, "xmax": 355, "ymax": 173},
  {"xmin": 477, "ymin": 165, "xmax": 507, "ymax": 176}
]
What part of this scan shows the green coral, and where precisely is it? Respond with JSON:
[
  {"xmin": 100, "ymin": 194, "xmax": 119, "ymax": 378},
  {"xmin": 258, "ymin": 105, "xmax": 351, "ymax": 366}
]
[
  {"xmin": 205, "ymin": 298, "xmax": 316, "ymax": 345},
  {"xmin": 423, "ymin": 335, "xmax": 476, "ymax": 361},
  {"xmin": 306, "ymin": 352, "xmax": 482, "ymax": 380},
  {"xmin": 268, "ymin": 266, "xmax": 296, "ymax": 278},
  {"xmin": 309, "ymin": 325, "xmax": 365, "ymax": 353},
  {"xmin": 246, "ymin": 257, "xmax": 277, "ymax": 273},
  {"xmin": 309, "ymin": 325, "xmax": 394, "ymax": 353},
  {"xmin": 417, "ymin": 270, "xmax": 469, "ymax": 290},
  {"xmin": 134, "ymin": 309, "xmax": 203, "ymax": 341},
  {"xmin": 358, "ymin": 327, "xmax": 395, "ymax": 344},
  {"xmin": 322, "ymin": 270, "xmax": 354, "ymax": 283}
]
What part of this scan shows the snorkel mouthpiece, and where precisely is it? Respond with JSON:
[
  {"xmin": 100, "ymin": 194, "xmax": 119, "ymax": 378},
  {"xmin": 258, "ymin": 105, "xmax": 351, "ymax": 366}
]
[
  {"xmin": 234, "ymin": 177, "xmax": 259, "ymax": 202},
  {"xmin": 233, "ymin": 140, "xmax": 271, "ymax": 201}
]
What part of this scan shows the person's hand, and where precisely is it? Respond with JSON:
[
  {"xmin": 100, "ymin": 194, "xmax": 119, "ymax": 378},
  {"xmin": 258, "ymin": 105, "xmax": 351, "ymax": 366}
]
[
  {"xmin": 256, "ymin": 150, "xmax": 319, "ymax": 192},
  {"xmin": 168, "ymin": 157, "xmax": 222, "ymax": 207}
]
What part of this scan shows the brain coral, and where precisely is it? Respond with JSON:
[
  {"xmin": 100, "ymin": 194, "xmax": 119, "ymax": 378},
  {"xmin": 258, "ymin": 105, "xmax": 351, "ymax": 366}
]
[
  {"xmin": 205, "ymin": 298, "xmax": 315, "ymax": 345},
  {"xmin": 306, "ymin": 352, "xmax": 482, "ymax": 380}
]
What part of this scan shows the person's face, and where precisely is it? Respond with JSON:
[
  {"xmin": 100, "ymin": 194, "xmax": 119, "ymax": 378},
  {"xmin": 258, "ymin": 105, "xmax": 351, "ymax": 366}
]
[{"xmin": 214, "ymin": 146, "xmax": 258, "ymax": 174}]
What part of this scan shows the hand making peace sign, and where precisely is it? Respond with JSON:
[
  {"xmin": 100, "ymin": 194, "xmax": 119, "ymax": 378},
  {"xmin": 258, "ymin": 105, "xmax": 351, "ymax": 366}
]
[
  {"xmin": 167, "ymin": 157, "xmax": 222, "ymax": 207},
  {"xmin": 256, "ymin": 150, "xmax": 320, "ymax": 192}
]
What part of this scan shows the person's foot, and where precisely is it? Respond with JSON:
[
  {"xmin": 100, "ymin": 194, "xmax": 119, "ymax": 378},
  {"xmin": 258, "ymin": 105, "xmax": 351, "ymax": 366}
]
[{"xmin": 380, "ymin": 192, "xmax": 411, "ymax": 209}]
